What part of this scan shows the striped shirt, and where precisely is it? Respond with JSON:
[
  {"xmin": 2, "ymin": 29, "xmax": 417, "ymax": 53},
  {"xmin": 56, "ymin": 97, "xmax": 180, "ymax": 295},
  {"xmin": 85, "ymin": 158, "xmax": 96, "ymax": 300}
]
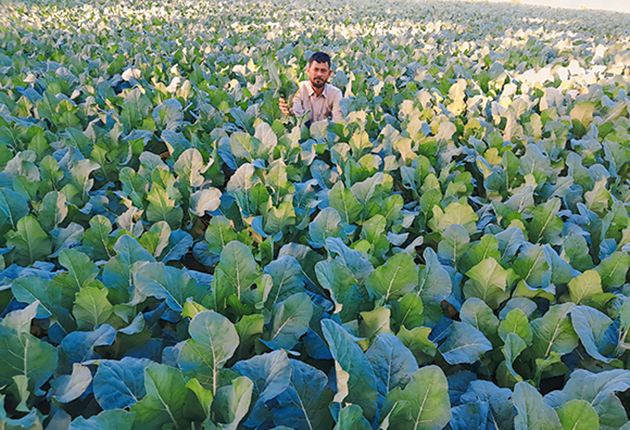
[{"xmin": 292, "ymin": 81, "xmax": 343, "ymax": 122}]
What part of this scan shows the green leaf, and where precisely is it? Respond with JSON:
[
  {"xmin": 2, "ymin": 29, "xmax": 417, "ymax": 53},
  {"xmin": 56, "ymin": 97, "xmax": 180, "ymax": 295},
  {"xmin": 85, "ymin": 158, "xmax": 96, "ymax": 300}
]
[
  {"xmin": 568, "ymin": 270, "xmax": 602, "ymax": 304},
  {"xmin": 6, "ymin": 215, "xmax": 52, "ymax": 266},
  {"xmin": 102, "ymin": 235, "xmax": 156, "ymax": 303},
  {"xmin": 0, "ymin": 187, "xmax": 29, "ymax": 229},
  {"xmin": 73, "ymin": 286, "xmax": 114, "ymax": 330},
  {"xmin": 210, "ymin": 241, "xmax": 260, "ymax": 312},
  {"xmin": 597, "ymin": 251, "xmax": 630, "ymax": 291},
  {"xmin": 463, "ymin": 257, "xmax": 509, "ymax": 309},
  {"xmin": 397, "ymin": 326, "xmax": 437, "ymax": 365},
  {"xmin": 70, "ymin": 410, "xmax": 135, "ymax": 430},
  {"xmin": 69, "ymin": 159, "xmax": 100, "ymax": 203},
  {"xmin": 130, "ymin": 364, "xmax": 189, "ymax": 430},
  {"xmin": 570, "ymin": 305, "xmax": 613, "ymax": 363},
  {"xmin": 499, "ymin": 309, "xmax": 533, "ymax": 345},
  {"xmin": 271, "ymin": 359, "xmax": 334, "ymax": 430},
  {"xmin": 262, "ymin": 292, "xmax": 313, "ymax": 351},
  {"xmin": 366, "ymin": 333, "xmax": 418, "ymax": 401},
  {"xmin": 391, "ymin": 293, "xmax": 424, "ymax": 330},
  {"xmin": 321, "ymin": 319, "xmax": 378, "ymax": 419},
  {"xmin": 0, "ymin": 302, "xmax": 58, "ymax": 391},
  {"xmin": 56, "ymin": 249, "xmax": 99, "ymax": 292},
  {"xmin": 186, "ymin": 378, "xmax": 213, "ymax": 420},
  {"xmin": 365, "ymin": 252, "xmax": 418, "ymax": 301},
  {"xmin": 52, "ymin": 363, "xmax": 92, "ymax": 403},
  {"xmin": 146, "ymin": 187, "xmax": 183, "ymax": 229},
  {"xmin": 197, "ymin": 216, "xmax": 237, "ymax": 265},
  {"xmin": 139, "ymin": 221, "xmax": 171, "ymax": 258},
  {"xmin": 384, "ymin": 365, "xmax": 451, "ymax": 430},
  {"xmin": 428, "ymin": 201, "xmax": 478, "ymax": 234},
  {"xmin": 315, "ymin": 259, "xmax": 362, "ymax": 322},
  {"xmin": 134, "ymin": 262, "xmax": 206, "ymax": 311},
  {"xmin": 438, "ymin": 321, "xmax": 492, "ymax": 365},
  {"xmin": 513, "ymin": 381, "xmax": 562, "ymax": 430},
  {"xmin": 308, "ymin": 207, "xmax": 342, "ymax": 249},
  {"xmin": 526, "ymin": 198, "xmax": 563, "ymax": 244},
  {"xmin": 460, "ymin": 298, "xmax": 500, "ymax": 343},
  {"xmin": 512, "ymin": 244, "xmax": 549, "ymax": 288},
  {"xmin": 531, "ymin": 303, "xmax": 578, "ymax": 358},
  {"xmin": 11, "ymin": 276, "xmax": 74, "ymax": 330},
  {"xmin": 263, "ymin": 255, "xmax": 306, "ymax": 309},
  {"xmin": 234, "ymin": 314, "xmax": 265, "ymax": 359},
  {"xmin": 333, "ymin": 405, "xmax": 371, "ymax": 430},
  {"xmin": 82, "ymin": 215, "xmax": 116, "ymax": 261},
  {"xmin": 359, "ymin": 306, "xmax": 392, "ymax": 344},
  {"xmin": 502, "ymin": 333, "xmax": 527, "ymax": 381},
  {"xmin": 93, "ymin": 357, "xmax": 153, "ymax": 410},
  {"xmin": 555, "ymin": 399, "xmax": 599, "ymax": 430},
  {"xmin": 39, "ymin": 191, "xmax": 67, "ymax": 231},
  {"xmin": 178, "ymin": 311, "xmax": 239, "ymax": 394},
  {"xmin": 437, "ymin": 224, "xmax": 470, "ymax": 265},
  {"xmin": 328, "ymin": 181, "xmax": 361, "ymax": 225},
  {"xmin": 210, "ymin": 376, "xmax": 253, "ymax": 430},
  {"xmin": 543, "ymin": 369, "xmax": 630, "ymax": 429}
]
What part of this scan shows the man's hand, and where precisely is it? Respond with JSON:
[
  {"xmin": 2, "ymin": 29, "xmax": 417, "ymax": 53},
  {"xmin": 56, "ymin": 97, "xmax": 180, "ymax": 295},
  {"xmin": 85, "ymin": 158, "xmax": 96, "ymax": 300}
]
[{"xmin": 279, "ymin": 97, "xmax": 293, "ymax": 116}]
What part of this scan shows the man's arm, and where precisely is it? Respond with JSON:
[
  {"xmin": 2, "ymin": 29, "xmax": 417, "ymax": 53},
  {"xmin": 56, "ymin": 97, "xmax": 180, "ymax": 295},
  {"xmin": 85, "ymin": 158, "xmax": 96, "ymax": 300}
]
[
  {"xmin": 292, "ymin": 91, "xmax": 306, "ymax": 117},
  {"xmin": 331, "ymin": 89, "xmax": 343, "ymax": 122}
]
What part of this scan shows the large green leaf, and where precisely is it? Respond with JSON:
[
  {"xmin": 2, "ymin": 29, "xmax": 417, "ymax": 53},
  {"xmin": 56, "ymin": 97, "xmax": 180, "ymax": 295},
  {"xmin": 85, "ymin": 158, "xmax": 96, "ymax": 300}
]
[
  {"xmin": 555, "ymin": 400, "xmax": 599, "ymax": 430},
  {"xmin": 332, "ymin": 405, "xmax": 371, "ymax": 430},
  {"xmin": 72, "ymin": 286, "xmax": 114, "ymax": 330},
  {"xmin": 513, "ymin": 382, "xmax": 562, "ymax": 430},
  {"xmin": 5, "ymin": 215, "xmax": 52, "ymax": 266},
  {"xmin": 232, "ymin": 350, "xmax": 291, "ymax": 426},
  {"xmin": 263, "ymin": 255, "xmax": 306, "ymax": 309},
  {"xmin": 570, "ymin": 305, "xmax": 613, "ymax": 363},
  {"xmin": 366, "ymin": 333, "xmax": 418, "ymax": 402},
  {"xmin": 383, "ymin": 365, "xmax": 451, "ymax": 430},
  {"xmin": 134, "ymin": 262, "xmax": 206, "ymax": 311},
  {"xmin": 262, "ymin": 292, "xmax": 312, "ymax": 351},
  {"xmin": 531, "ymin": 303, "xmax": 578, "ymax": 358},
  {"xmin": 94, "ymin": 357, "xmax": 153, "ymax": 410},
  {"xmin": 130, "ymin": 364, "xmax": 190, "ymax": 430},
  {"xmin": 365, "ymin": 252, "xmax": 418, "ymax": 301},
  {"xmin": 544, "ymin": 369, "xmax": 630, "ymax": 429},
  {"xmin": 210, "ymin": 376, "xmax": 254, "ymax": 430},
  {"xmin": 463, "ymin": 257, "xmax": 509, "ymax": 309},
  {"xmin": 315, "ymin": 259, "xmax": 362, "ymax": 322},
  {"xmin": 0, "ymin": 302, "xmax": 57, "ymax": 391},
  {"xmin": 210, "ymin": 240, "xmax": 260, "ymax": 312},
  {"xmin": 321, "ymin": 319, "xmax": 378, "ymax": 419},
  {"xmin": 70, "ymin": 410, "xmax": 135, "ymax": 430},
  {"xmin": 270, "ymin": 359, "xmax": 335, "ymax": 430},
  {"xmin": 328, "ymin": 181, "xmax": 361, "ymax": 225},
  {"xmin": 102, "ymin": 234, "xmax": 156, "ymax": 303},
  {"xmin": 438, "ymin": 321, "xmax": 492, "ymax": 365},
  {"xmin": 178, "ymin": 311, "xmax": 239, "ymax": 394}
]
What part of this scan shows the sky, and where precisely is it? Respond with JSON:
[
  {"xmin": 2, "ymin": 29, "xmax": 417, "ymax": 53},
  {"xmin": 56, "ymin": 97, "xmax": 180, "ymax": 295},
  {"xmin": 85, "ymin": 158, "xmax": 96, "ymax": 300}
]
[{"xmin": 479, "ymin": 0, "xmax": 630, "ymax": 13}]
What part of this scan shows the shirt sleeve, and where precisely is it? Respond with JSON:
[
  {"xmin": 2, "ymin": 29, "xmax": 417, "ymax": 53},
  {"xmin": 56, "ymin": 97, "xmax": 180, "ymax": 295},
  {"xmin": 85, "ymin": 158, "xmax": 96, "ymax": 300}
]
[
  {"xmin": 292, "ymin": 86, "xmax": 306, "ymax": 117},
  {"xmin": 330, "ymin": 89, "xmax": 343, "ymax": 122}
]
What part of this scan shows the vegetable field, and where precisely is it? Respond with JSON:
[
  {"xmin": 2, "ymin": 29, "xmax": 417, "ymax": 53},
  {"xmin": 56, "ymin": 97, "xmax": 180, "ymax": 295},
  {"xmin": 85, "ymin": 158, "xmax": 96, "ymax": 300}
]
[{"xmin": 2, "ymin": 0, "xmax": 630, "ymax": 428}]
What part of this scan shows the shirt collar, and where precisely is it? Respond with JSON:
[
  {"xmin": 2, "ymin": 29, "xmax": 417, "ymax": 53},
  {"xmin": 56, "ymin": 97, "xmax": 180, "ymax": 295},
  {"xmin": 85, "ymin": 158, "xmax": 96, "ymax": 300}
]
[{"xmin": 308, "ymin": 82, "xmax": 327, "ymax": 98}]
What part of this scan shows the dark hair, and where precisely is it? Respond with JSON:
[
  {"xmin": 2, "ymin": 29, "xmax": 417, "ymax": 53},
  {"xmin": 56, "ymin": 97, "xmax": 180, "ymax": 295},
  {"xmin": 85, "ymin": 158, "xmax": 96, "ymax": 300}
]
[{"xmin": 308, "ymin": 52, "xmax": 331, "ymax": 68}]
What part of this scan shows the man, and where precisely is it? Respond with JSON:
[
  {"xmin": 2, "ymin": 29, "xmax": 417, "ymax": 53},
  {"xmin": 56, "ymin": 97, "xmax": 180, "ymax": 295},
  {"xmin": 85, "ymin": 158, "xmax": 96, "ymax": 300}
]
[{"xmin": 279, "ymin": 52, "xmax": 343, "ymax": 123}]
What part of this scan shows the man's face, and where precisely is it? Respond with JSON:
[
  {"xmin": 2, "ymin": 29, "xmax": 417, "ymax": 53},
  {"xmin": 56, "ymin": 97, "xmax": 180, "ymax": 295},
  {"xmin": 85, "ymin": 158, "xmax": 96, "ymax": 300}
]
[{"xmin": 306, "ymin": 61, "xmax": 332, "ymax": 89}]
